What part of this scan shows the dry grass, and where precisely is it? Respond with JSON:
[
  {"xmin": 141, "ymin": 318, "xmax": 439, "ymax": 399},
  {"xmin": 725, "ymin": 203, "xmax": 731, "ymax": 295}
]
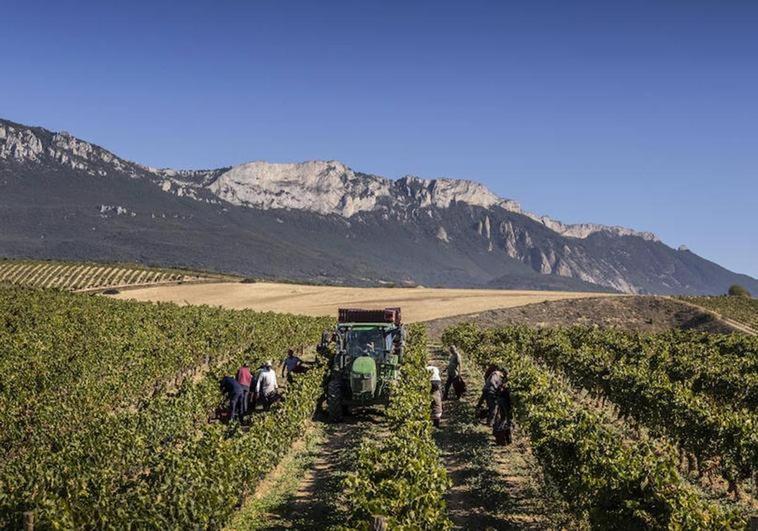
[{"xmin": 112, "ymin": 282, "xmax": 609, "ymax": 323}]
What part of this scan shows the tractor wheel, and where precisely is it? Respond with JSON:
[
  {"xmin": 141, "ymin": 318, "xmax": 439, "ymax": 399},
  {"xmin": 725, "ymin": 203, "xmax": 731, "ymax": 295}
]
[{"xmin": 327, "ymin": 378, "xmax": 344, "ymax": 422}]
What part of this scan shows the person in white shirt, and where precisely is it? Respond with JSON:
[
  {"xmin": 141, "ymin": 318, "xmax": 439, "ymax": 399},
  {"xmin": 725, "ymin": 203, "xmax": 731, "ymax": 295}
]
[
  {"xmin": 255, "ymin": 361, "xmax": 279, "ymax": 411},
  {"xmin": 426, "ymin": 365, "xmax": 443, "ymax": 428},
  {"xmin": 426, "ymin": 365, "xmax": 442, "ymax": 383}
]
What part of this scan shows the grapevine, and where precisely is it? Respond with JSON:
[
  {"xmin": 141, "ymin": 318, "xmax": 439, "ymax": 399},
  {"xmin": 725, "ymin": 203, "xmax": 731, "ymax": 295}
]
[
  {"xmin": 442, "ymin": 323, "xmax": 748, "ymax": 529},
  {"xmin": 0, "ymin": 285, "xmax": 330, "ymax": 528},
  {"xmin": 342, "ymin": 324, "xmax": 452, "ymax": 530}
]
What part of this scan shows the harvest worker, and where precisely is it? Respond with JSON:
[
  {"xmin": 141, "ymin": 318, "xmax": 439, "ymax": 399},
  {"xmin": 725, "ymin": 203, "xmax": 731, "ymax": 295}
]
[
  {"xmin": 317, "ymin": 329, "xmax": 335, "ymax": 357},
  {"xmin": 220, "ymin": 375, "xmax": 245, "ymax": 422},
  {"xmin": 443, "ymin": 345, "xmax": 464, "ymax": 400},
  {"xmin": 249, "ymin": 363, "xmax": 266, "ymax": 412},
  {"xmin": 492, "ymin": 369, "xmax": 513, "ymax": 445},
  {"xmin": 281, "ymin": 349, "xmax": 302, "ymax": 384},
  {"xmin": 256, "ymin": 361, "xmax": 279, "ymax": 411},
  {"xmin": 476, "ymin": 366, "xmax": 505, "ymax": 426},
  {"xmin": 393, "ymin": 325, "xmax": 406, "ymax": 362},
  {"xmin": 427, "ymin": 365, "xmax": 443, "ymax": 428},
  {"xmin": 236, "ymin": 362, "xmax": 253, "ymax": 415}
]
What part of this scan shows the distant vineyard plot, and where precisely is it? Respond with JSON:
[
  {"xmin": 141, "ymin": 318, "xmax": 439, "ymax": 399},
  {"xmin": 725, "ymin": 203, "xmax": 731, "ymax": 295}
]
[
  {"xmin": 0, "ymin": 259, "xmax": 221, "ymax": 292},
  {"xmin": 677, "ymin": 295, "xmax": 758, "ymax": 333}
]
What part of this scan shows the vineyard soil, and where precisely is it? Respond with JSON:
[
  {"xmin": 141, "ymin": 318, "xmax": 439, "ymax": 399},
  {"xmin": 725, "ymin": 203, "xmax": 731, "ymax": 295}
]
[
  {"xmin": 425, "ymin": 295, "xmax": 737, "ymax": 339},
  {"xmin": 112, "ymin": 281, "xmax": 607, "ymax": 322},
  {"xmin": 229, "ymin": 412, "xmax": 385, "ymax": 530}
]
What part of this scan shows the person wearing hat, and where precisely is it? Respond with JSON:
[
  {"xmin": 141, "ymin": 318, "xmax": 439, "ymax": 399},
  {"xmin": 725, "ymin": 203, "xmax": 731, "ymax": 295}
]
[
  {"xmin": 255, "ymin": 360, "xmax": 279, "ymax": 411},
  {"xmin": 427, "ymin": 365, "xmax": 443, "ymax": 428}
]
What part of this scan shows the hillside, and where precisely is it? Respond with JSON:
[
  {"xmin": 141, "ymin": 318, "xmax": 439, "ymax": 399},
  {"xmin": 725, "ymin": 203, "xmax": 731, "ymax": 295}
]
[
  {"xmin": 2, "ymin": 117, "xmax": 756, "ymax": 295},
  {"xmin": 0, "ymin": 259, "xmax": 219, "ymax": 291},
  {"xmin": 424, "ymin": 295, "xmax": 738, "ymax": 340}
]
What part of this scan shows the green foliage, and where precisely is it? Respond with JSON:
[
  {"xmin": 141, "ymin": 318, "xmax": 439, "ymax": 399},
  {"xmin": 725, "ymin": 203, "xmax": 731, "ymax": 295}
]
[
  {"xmin": 727, "ymin": 284, "xmax": 751, "ymax": 298},
  {"xmin": 442, "ymin": 324, "xmax": 749, "ymax": 529},
  {"xmin": 678, "ymin": 294, "xmax": 758, "ymax": 330},
  {"xmin": 342, "ymin": 325, "xmax": 452, "ymax": 530},
  {"xmin": 0, "ymin": 285, "xmax": 331, "ymax": 529},
  {"xmin": 530, "ymin": 327, "xmax": 757, "ymax": 489}
]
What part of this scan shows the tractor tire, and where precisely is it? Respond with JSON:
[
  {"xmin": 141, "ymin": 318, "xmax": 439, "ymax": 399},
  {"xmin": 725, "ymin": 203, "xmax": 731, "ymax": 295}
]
[{"xmin": 327, "ymin": 378, "xmax": 344, "ymax": 422}]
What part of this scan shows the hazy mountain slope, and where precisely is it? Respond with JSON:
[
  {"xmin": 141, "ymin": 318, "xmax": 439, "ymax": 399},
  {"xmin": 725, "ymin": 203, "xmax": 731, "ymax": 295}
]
[{"xmin": 1, "ymin": 117, "xmax": 755, "ymax": 294}]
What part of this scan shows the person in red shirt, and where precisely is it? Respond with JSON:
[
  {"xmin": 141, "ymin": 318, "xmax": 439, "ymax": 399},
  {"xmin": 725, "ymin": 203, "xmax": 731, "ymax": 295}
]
[{"xmin": 236, "ymin": 362, "xmax": 253, "ymax": 415}]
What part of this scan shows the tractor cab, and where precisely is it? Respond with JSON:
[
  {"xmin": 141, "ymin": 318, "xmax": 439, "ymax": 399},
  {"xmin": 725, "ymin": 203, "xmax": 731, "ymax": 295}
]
[{"xmin": 325, "ymin": 308, "xmax": 405, "ymax": 421}]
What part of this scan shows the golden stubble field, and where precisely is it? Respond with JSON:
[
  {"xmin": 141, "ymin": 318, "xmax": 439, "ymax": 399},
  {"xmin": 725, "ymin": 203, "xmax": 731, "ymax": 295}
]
[{"xmin": 112, "ymin": 282, "xmax": 610, "ymax": 323}]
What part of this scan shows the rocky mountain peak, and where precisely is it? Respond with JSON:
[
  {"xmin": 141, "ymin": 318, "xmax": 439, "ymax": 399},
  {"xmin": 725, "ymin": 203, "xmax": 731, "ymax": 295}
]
[{"xmin": 0, "ymin": 117, "xmax": 659, "ymax": 242}]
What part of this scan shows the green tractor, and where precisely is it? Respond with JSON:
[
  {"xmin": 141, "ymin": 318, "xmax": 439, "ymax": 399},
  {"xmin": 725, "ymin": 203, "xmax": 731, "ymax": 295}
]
[{"xmin": 323, "ymin": 307, "xmax": 405, "ymax": 421}]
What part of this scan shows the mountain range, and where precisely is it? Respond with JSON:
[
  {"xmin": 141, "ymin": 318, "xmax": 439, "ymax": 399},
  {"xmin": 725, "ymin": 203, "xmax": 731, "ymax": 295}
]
[{"xmin": 1, "ymin": 117, "xmax": 755, "ymax": 295}]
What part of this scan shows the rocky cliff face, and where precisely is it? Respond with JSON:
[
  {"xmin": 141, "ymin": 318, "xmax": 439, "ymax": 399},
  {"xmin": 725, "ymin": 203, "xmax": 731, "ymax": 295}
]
[{"xmin": 2, "ymin": 117, "xmax": 755, "ymax": 295}]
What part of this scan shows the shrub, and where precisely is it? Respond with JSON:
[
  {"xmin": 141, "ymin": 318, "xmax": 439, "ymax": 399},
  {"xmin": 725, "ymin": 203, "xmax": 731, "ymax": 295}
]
[{"xmin": 727, "ymin": 284, "xmax": 751, "ymax": 298}]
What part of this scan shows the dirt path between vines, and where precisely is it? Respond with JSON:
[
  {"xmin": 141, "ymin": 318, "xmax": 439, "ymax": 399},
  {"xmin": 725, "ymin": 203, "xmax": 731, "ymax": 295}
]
[
  {"xmin": 429, "ymin": 346, "xmax": 573, "ymax": 530},
  {"xmin": 254, "ymin": 411, "xmax": 384, "ymax": 530}
]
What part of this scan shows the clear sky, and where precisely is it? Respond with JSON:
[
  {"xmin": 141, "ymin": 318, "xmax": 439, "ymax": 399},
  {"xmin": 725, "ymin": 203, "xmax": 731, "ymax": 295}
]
[{"xmin": 2, "ymin": 1, "xmax": 756, "ymax": 277}]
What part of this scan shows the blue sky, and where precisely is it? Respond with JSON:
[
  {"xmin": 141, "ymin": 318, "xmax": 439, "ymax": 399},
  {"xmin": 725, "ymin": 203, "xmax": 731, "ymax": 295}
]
[{"xmin": 2, "ymin": 1, "xmax": 756, "ymax": 276}]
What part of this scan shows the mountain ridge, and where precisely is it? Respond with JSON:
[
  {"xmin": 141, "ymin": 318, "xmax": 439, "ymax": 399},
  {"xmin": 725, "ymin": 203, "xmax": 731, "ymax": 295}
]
[
  {"xmin": 0, "ymin": 117, "xmax": 655, "ymax": 241},
  {"xmin": 1, "ymin": 116, "xmax": 755, "ymax": 295}
]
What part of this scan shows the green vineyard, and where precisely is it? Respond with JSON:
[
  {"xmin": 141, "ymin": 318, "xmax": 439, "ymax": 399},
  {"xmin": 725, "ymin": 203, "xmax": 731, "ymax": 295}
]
[
  {"xmin": 342, "ymin": 325, "xmax": 451, "ymax": 529},
  {"xmin": 2, "ymin": 282, "xmax": 756, "ymax": 529},
  {"xmin": 0, "ymin": 285, "xmax": 331, "ymax": 528},
  {"xmin": 678, "ymin": 295, "xmax": 758, "ymax": 332},
  {"xmin": 442, "ymin": 324, "xmax": 754, "ymax": 529},
  {"xmin": 0, "ymin": 259, "xmax": 214, "ymax": 291}
]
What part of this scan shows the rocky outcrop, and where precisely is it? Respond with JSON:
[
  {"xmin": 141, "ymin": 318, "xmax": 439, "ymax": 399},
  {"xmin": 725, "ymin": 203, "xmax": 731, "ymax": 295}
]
[
  {"xmin": 208, "ymin": 161, "xmax": 390, "ymax": 217},
  {"xmin": 0, "ymin": 124, "xmax": 44, "ymax": 161},
  {"xmin": 522, "ymin": 212, "xmax": 658, "ymax": 241}
]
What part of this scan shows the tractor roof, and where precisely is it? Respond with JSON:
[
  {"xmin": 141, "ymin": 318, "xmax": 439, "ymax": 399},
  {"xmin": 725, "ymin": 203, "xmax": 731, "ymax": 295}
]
[{"xmin": 338, "ymin": 307, "xmax": 402, "ymax": 325}]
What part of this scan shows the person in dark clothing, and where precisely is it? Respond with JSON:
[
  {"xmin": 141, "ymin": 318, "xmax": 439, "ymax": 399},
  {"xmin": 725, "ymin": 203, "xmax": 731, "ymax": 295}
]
[
  {"xmin": 317, "ymin": 329, "xmax": 335, "ymax": 358},
  {"xmin": 282, "ymin": 349, "xmax": 302, "ymax": 384},
  {"xmin": 394, "ymin": 325, "xmax": 406, "ymax": 363},
  {"xmin": 248, "ymin": 363, "xmax": 266, "ymax": 412},
  {"xmin": 492, "ymin": 372, "xmax": 513, "ymax": 445},
  {"xmin": 476, "ymin": 367, "xmax": 504, "ymax": 426},
  {"xmin": 220, "ymin": 376, "xmax": 245, "ymax": 422}
]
